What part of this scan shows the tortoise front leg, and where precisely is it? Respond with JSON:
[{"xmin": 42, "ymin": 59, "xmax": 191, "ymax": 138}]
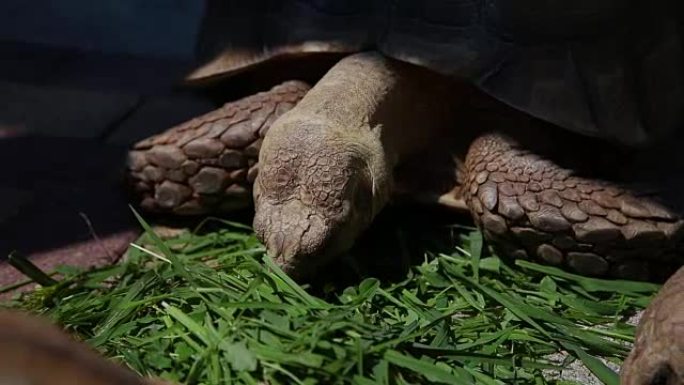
[
  {"xmin": 462, "ymin": 132, "xmax": 684, "ymax": 280},
  {"xmin": 463, "ymin": 132, "xmax": 684, "ymax": 382},
  {"xmin": 621, "ymin": 266, "xmax": 684, "ymax": 385},
  {"xmin": 127, "ymin": 81, "xmax": 310, "ymax": 214}
]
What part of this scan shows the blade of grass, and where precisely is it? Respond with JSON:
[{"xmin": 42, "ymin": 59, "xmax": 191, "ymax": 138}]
[
  {"xmin": 7, "ymin": 251, "xmax": 58, "ymax": 286},
  {"xmin": 562, "ymin": 342, "xmax": 620, "ymax": 385},
  {"xmin": 384, "ymin": 350, "xmax": 473, "ymax": 384},
  {"xmin": 469, "ymin": 231, "xmax": 483, "ymax": 281},
  {"xmin": 516, "ymin": 260, "xmax": 660, "ymax": 294}
]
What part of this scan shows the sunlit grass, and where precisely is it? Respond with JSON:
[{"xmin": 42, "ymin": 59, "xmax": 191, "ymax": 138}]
[{"xmin": 2, "ymin": 212, "xmax": 657, "ymax": 385}]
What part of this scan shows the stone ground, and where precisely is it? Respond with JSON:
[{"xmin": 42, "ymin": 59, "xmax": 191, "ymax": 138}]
[{"xmin": 0, "ymin": 40, "xmax": 218, "ymax": 294}]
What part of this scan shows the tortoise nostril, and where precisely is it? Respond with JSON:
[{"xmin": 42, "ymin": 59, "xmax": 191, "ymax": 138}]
[
  {"xmin": 648, "ymin": 363, "xmax": 674, "ymax": 385},
  {"xmin": 268, "ymin": 232, "xmax": 286, "ymax": 256}
]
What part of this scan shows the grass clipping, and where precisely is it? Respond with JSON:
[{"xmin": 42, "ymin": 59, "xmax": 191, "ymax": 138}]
[{"xmin": 3, "ymin": 218, "xmax": 659, "ymax": 385}]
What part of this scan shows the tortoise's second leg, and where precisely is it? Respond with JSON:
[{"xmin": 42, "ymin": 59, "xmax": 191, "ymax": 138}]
[
  {"xmin": 126, "ymin": 81, "xmax": 310, "ymax": 215},
  {"xmin": 621, "ymin": 266, "xmax": 684, "ymax": 385},
  {"xmin": 462, "ymin": 132, "xmax": 684, "ymax": 280},
  {"xmin": 0, "ymin": 310, "xmax": 169, "ymax": 385}
]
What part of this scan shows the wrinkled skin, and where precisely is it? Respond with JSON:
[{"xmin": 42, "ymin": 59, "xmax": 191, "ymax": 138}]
[
  {"xmin": 250, "ymin": 52, "xmax": 455, "ymax": 275},
  {"xmin": 253, "ymin": 123, "xmax": 377, "ymax": 276}
]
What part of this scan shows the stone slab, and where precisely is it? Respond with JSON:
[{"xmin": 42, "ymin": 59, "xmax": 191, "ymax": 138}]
[
  {"xmin": 0, "ymin": 187, "xmax": 34, "ymax": 226},
  {"xmin": 0, "ymin": 81, "xmax": 140, "ymax": 138},
  {"xmin": 47, "ymin": 53, "xmax": 195, "ymax": 95},
  {"xmin": 0, "ymin": 40, "xmax": 69, "ymax": 84},
  {"xmin": 0, "ymin": 136, "xmax": 138, "ymax": 261}
]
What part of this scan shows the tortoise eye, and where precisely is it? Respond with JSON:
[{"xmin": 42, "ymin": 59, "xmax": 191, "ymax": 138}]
[{"xmin": 648, "ymin": 364, "xmax": 674, "ymax": 385}]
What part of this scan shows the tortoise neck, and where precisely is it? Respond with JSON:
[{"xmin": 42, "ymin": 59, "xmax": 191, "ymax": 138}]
[{"xmin": 285, "ymin": 51, "xmax": 460, "ymax": 166}]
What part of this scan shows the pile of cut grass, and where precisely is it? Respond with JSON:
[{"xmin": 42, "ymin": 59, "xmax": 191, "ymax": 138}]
[{"xmin": 2, "ymin": 214, "xmax": 659, "ymax": 385}]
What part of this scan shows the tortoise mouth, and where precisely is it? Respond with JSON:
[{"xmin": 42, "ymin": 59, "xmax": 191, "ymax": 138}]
[
  {"xmin": 254, "ymin": 199, "xmax": 335, "ymax": 277},
  {"xmin": 253, "ymin": 188, "xmax": 374, "ymax": 279}
]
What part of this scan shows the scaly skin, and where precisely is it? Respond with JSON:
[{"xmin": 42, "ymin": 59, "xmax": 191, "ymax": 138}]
[
  {"xmin": 463, "ymin": 133, "xmax": 684, "ymax": 281},
  {"xmin": 127, "ymin": 81, "xmax": 310, "ymax": 215}
]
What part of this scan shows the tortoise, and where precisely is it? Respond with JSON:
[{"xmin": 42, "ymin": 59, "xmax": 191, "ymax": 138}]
[{"xmin": 124, "ymin": 1, "xmax": 684, "ymax": 383}]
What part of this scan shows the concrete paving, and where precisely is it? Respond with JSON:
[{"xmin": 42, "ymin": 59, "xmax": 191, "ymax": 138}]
[{"xmin": 0, "ymin": 80, "xmax": 140, "ymax": 138}]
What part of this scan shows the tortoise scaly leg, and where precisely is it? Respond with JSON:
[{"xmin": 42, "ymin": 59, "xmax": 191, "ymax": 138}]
[
  {"xmin": 462, "ymin": 132, "xmax": 684, "ymax": 383},
  {"xmin": 462, "ymin": 132, "xmax": 684, "ymax": 280},
  {"xmin": 126, "ymin": 81, "xmax": 310, "ymax": 214}
]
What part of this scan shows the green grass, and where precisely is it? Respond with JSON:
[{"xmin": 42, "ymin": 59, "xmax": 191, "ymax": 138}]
[{"xmin": 2, "ymin": 214, "xmax": 658, "ymax": 385}]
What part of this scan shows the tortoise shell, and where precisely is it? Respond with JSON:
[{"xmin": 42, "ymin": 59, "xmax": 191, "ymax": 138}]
[{"xmin": 187, "ymin": 0, "xmax": 684, "ymax": 147}]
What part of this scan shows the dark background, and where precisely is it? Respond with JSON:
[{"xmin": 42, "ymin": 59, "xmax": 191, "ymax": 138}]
[
  {"xmin": 0, "ymin": 0, "xmax": 204, "ymax": 58},
  {"xmin": 0, "ymin": 1, "xmax": 219, "ymax": 289}
]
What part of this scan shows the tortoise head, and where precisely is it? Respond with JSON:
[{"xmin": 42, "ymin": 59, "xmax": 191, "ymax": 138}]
[
  {"xmin": 250, "ymin": 51, "xmax": 447, "ymax": 278},
  {"xmin": 252, "ymin": 120, "xmax": 386, "ymax": 278}
]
